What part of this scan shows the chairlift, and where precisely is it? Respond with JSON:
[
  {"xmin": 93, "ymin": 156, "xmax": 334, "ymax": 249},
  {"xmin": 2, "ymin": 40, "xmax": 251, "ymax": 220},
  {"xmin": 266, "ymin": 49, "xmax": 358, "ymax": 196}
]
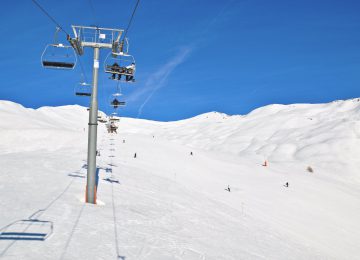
[
  {"xmin": 41, "ymin": 28, "xmax": 77, "ymax": 70},
  {"xmin": 75, "ymin": 82, "xmax": 91, "ymax": 97},
  {"xmin": 110, "ymin": 98, "xmax": 126, "ymax": 109},
  {"xmin": 109, "ymin": 92, "xmax": 125, "ymax": 108},
  {"xmin": 108, "ymin": 121, "xmax": 118, "ymax": 133},
  {"xmin": 110, "ymin": 121, "xmax": 118, "ymax": 128},
  {"xmin": 109, "ymin": 117, "xmax": 120, "ymax": 122},
  {"xmin": 104, "ymin": 52, "xmax": 136, "ymax": 82}
]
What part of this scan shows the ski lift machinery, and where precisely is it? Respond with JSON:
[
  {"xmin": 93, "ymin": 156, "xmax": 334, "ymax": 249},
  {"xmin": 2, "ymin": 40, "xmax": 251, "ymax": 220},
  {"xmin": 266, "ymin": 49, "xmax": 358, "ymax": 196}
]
[{"xmin": 41, "ymin": 27, "xmax": 77, "ymax": 69}]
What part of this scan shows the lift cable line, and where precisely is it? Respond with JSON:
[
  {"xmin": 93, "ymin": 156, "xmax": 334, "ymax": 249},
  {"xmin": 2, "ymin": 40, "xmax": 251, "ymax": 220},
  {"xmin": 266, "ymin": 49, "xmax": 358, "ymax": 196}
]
[
  {"xmin": 32, "ymin": 0, "xmax": 95, "ymax": 83},
  {"xmin": 116, "ymin": 80, "xmax": 122, "ymax": 94},
  {"xmin": 31, "ymin": 0, "xmax": 70, "ymax": 36},
  {"xmin": 87, "ymin": 0, "xmax": 99, "ymax": 27},
  {"xmin": 77, "ymin": 55, "xmax": 89, "ymax": 84},
  {"xmin": 119, "ymin": 0, "xmax": 141, "ymax": 52},
  {"xmin": 123, "ymin": 0, "xmax": 140, "ymax": 39}
]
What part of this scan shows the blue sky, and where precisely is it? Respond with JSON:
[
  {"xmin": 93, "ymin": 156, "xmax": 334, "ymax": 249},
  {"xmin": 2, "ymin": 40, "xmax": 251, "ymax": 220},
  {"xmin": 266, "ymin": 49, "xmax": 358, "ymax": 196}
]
[{"xmin": 1, "ymin": 0, "xmax": 360, "ymax": 121}]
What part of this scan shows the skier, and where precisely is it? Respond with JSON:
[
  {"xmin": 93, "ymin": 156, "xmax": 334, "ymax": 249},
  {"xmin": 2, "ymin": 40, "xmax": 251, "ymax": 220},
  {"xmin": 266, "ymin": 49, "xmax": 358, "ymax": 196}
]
[
  {"xmin": 285, "ymin": 182, "xmax": 289, "ymax": 187},
  {"xmin": 134, "ymin": 153, "xmax": 137, "ymax": 158},
  {"xmin": 225, "ymin": 185, "xmax": 231, "ymax": 192},
  {"xmin": 190, "ymin": 151, "xmax": 193, "ymax": 156}
]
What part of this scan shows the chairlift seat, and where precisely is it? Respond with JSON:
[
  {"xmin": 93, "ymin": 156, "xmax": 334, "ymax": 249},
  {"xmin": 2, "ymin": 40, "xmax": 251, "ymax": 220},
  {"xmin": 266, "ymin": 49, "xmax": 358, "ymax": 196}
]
[
  {"xmin": 41, "ymin": 43, "xmax": 77, "ymax": 70},
  {"xmin": 111, "ymin": 99, "xmax": 126, "ymax": 108},
  {"xmin": 105, "ymin": 65, "xmax": 134, "ymax": 76},
  {"xmin": 75, "ymin": 80, "xmax": 91, "ymax": 97},
  {"xmin": 104, "ymin": 51, "xmax": 136, "ymax": 81},
  {"xmin": 42, "ymin": 61, "xmax": 75, "ymax": 69},
  {"xmin": 75, "ymin": 92, "xmax": 91, "ymax": 97}
]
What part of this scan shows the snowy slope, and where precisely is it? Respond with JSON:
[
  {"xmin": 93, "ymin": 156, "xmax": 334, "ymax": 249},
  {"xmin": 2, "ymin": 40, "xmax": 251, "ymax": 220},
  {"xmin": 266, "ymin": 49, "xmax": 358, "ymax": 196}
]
[
  {"xmin": 118, "ymin": 99, "xmax": 360, "ymax": 185},
  {"xmin": 0, "ymin": 99, "xmax": 359, "ymax": 259}
]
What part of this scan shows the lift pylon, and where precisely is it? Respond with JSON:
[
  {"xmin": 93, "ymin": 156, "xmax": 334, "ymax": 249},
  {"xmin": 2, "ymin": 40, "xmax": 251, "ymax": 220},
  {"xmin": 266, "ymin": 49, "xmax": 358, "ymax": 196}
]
[{"xmin": 67, "ymin": 26, "xmax": 124, "ymax": 204}]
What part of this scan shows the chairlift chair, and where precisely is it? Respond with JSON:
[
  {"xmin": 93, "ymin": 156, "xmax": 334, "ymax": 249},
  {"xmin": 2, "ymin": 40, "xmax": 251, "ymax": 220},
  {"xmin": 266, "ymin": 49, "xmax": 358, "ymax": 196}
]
[
  {"xmin": 110, "ymin": 98, "xmax": 126, "ymax": 109},
  {"xmin": 108, "ymin": 121, "xmax": 118, "ymax": 134},
  {"xmin": 104, "ymin": 52, "xmax": 136, "ymax": 82},
  {"xmin": 75, "ymin": 82, "xmax": 91, "ymax": 97},
  {"xmin": 41, "ymin": 28, "xmax": 77, "ymax": 70},
  {"xmin": 41, "ymin": 43, "xmax": 77, "ymax": 70},
  {"xmin": 109, "ymin": 117, "xmax": 120, "ymax": 122}
]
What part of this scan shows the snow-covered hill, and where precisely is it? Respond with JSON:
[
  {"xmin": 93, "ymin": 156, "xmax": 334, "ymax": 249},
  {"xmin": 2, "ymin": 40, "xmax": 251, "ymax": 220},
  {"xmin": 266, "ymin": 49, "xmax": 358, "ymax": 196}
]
[{"xmin": 0, "ymin": 99, "xmax": 359, "ymax": 259}]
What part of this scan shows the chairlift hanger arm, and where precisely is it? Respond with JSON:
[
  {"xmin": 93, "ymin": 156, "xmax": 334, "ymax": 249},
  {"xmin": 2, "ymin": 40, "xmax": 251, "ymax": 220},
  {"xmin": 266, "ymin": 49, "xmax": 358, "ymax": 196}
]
[{"xmin": 71, "ymin": 25, "xmax": 124, "ymax": 48}]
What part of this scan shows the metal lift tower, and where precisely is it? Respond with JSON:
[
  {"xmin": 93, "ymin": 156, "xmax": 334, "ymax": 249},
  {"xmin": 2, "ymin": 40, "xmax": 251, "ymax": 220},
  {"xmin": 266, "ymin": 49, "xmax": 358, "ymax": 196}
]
[{"xmin": 68, "ymin": 26, "xmax": 124, "ymax": 204}]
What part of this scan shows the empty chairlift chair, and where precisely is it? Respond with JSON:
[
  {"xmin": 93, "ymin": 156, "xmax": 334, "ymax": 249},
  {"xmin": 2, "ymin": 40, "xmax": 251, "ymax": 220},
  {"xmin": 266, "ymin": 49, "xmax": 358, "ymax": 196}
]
[
  {"xmin": 41, "ymin": 43, "xmax": 77, "ymax": 70},
  {"xmin": 75, "ymin": 82, "xmax": 91, "ymax": 97},
  {"xmin": 41, "ymin": 27, "xmax": 77, "ymax": 70}
]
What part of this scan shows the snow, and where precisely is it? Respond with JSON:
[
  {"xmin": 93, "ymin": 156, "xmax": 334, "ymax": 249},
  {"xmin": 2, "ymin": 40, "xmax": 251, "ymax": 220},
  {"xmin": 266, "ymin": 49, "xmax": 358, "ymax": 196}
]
[{"xmin": 0, "ymin": 99, "xmax": 359, "ymax": 259}]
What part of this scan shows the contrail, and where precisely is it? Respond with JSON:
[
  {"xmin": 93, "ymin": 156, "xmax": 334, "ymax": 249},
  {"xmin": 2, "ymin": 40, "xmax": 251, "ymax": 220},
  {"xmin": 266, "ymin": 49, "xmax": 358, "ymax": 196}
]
[{"xmin": 136, "ymin": 47, "xmax": 192, "ymax": 117}]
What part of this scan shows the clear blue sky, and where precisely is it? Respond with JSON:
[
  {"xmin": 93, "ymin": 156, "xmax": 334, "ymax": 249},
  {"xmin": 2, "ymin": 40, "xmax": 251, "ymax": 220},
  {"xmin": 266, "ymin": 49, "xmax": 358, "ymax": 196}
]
[{"xmin": 1, "ymin": 0, "xmax": 360, "ymax": 121}]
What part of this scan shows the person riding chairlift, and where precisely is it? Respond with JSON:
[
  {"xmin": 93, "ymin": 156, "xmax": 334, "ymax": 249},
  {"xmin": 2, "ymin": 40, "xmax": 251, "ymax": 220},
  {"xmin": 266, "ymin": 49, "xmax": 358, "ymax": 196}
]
[
  {"xmin": 111, "ymin": 62, "xmax": 121, "ymax": 80},
  {"xmin": 110, "ymin": 122, "xmax": 117, "ymax": 134},
  {"xmin": 111, "ymin": 98, "xmax": 120, "ymax": 109},
  {"xmin": 126, "ymin": 63, "xmax": 136, "ymax": 82}
]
